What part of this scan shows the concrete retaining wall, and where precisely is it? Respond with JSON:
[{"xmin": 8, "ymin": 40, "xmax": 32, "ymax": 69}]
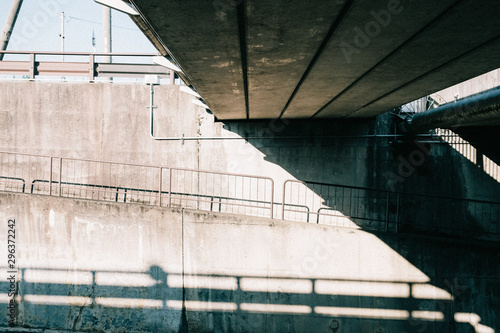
[
  {"xmin": 0, "ymin": 192, "xmax": 498, "ymax": 332},
  {"xmin": 1, "ymin": 81, "xmax": 499, "ymax": 239},
  {"xmin": 0, "ymin": 81, "xmax": 498, "ymax": 198}
]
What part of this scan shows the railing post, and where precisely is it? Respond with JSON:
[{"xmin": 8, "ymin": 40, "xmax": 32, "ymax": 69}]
[
  {"xmin": 395, "ymin": 193, "xmax": 400, "ymax": 233},
  {"xmin": 282, "ymin": 180, "xmax": 288, "ymax": 220},
  {"xmin": 270, "ymin": 179, "xmax": 274, "ymax": 219},
  {"xmin": 29, "ymin": 53, "xmax": 35, "ymax": 80},
  {"xmin": 89, "ymin": 54, "xmax": 95, "ymax": 82},
  {"xmin": 158, "ymin": 167, "xmax": 162, "ymax": 206},
  {"xmin": 168, "ymin": 168, "xmax": 172, "ymax": 207},
  {"xmin": 58, "ymin": 158, "xmax": 62, "ymax": 197},
  {"xmin": 49, "ymin": 157, "xmax": 53, "ymax": 196},
  {"xmin": 385, "ymin": 192, "xmax": 390, "ymax": 232},
  {"xmin": 170, "ymin": 70, "xmax": 175, "ymax": 85}
]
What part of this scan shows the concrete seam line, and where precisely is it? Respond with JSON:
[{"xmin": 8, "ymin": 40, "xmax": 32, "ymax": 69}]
[
  {"xmin": 180, "ymin": 207, "xmax": 188, "ymax": 331},
  {"xmin": 278, "ymin": 0, "xmax": 356, "ymax": 120},
  {"xmin": 312, "ymin": 0, "xmax": 466, "ymax": 119}
]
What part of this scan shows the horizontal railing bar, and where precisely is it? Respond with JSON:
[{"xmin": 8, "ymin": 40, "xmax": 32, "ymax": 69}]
[
  {"xmin": 31, "ymin": 179, "xmax": 275, "ymax": 210},
  {"xmin": 97, "ymin": 63, "xmax": 171, "ymax": 75},
  {"xmin": 283, "ymin": 207, "xmax": 389, "ymax": 224},
  {"xmin": 169, "ymin": 196, "xmax": 271, "ymax": 212},
  {"xmin": 170, "ymin": 167, "xmax": 274, "ymax": 182}
]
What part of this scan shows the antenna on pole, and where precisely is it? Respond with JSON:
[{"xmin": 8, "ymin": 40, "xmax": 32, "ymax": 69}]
[{"xmin": 60, "ymin": 12, "xmax": 65, "ymax": 62}]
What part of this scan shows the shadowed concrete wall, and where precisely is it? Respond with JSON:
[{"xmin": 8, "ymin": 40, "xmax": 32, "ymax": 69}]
[{"xmin": 0, "ymin": 192, "xmax": 498, "ymax": 332}]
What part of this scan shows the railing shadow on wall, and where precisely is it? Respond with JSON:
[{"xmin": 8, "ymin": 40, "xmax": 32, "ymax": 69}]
[
  {"xmin": 443, "ymin": 126, "xmax": 500, "ymax": 183},
  {"xmin": 0, "ymin": 266, "xmax": 493, "ymax": 332}
]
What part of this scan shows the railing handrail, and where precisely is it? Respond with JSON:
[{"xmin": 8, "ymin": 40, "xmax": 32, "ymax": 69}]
[
  {"xmin": 0, "ymin": 50, "xmax": 159, "ymax": 57},
  {"xmin": 170, "ymin": 166, "xmax": 274, "ymax": 183},
  {"xmin": 56, "ymin": 156, "xmax": 274, "ymax": 184}
]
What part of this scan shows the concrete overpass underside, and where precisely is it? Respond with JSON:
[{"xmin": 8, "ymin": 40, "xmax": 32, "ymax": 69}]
[{"xmin": 129, "ymin": 0, "xmax": 500, "ymax": 120}]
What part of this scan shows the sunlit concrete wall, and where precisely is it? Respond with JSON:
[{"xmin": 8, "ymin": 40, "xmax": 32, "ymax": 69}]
[
  {"xmin": 0, "ymin": 192, "xmax": 498, "ymax": 332},
  {"xmin": 0, "ymin": 81, "xmax": 202, "ymax": 168},
  {"xmin": 431, "ymin": 68, "xmax": 500, "ymax": 104}
]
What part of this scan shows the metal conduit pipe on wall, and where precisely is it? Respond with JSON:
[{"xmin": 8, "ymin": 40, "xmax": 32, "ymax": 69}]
[
  {"xmin": 401, "ymin": 88, "xmax": 500, "ymax": 134},
  {"xmin": 148, "ymin": 84, "xmax": 446, "ymax": 142}
]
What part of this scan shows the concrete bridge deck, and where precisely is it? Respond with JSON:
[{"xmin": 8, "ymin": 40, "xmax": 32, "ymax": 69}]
[{"xmin": 129, "ymin": 0, "xmax": 500, "ymax": 120}]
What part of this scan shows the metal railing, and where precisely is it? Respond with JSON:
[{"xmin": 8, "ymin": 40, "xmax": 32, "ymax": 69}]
[
  {"xmin": 0, "ymin": 151, "xmax": 274, "ymax": 219},
  {"xmin": 1, "ymin": 150, "xmax": 499, "ymax": 239},
  {"xmin": 0, "ymin": 51, "xmax": 175, "ymax": 82},
  {"xmin": 283, "ymin": 180, "xmax": 398, "ymax": 231},
  {"xmin": 283, "ymin": 180, "xmax": 500, "ymax": 238}
]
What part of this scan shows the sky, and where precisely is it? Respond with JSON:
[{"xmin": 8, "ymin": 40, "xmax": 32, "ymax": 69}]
[{"xmin": 0, "ymin": 0, "xmax": 156, "ymax": 57}]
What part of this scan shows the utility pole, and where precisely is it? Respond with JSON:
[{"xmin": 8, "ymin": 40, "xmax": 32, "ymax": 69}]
[
  {"xmin": 0, "ymin": 0, "xmax": 24, "ymax": 61},
  {"xmin": 102, "ymin": 6, "xmax": 112, "ymax": 80},
  {"xmin": 103, "ymin": 6, "xmax": 112, "ymax": 60}
]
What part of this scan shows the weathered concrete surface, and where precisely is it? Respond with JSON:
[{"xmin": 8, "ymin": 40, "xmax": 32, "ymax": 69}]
[
  {"xmin": 0, "ymin": 193, "xmax": 183, "ymax": 332},
  {"xmin": 130, "ymin": 0, "xmax": 500, "ymax": 120},
  {"xmin": 0, "ymin": 81, "xmax": 499, "ymax": 237},
  {"xmin": 0, "ymin": 81, "xmax": 202, "ymax": 168},
  {"xmin": 0, "ymin": 192, "xmax": 498, "ymax": 332}
]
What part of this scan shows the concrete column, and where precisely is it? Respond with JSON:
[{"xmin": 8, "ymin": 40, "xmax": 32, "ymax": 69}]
[{"xmin": 0, "ymin": 0, "xmax": 24, "ymax": 60}]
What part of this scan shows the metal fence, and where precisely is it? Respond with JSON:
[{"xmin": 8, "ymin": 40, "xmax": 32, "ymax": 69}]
[
  {"xmin": 0, "ymin": 151, "xmax": 274, "ymax": 219},
  {"xmin": 283, "ymin": 179, "xmax": 500, "ymax": 238},
  {"xmin": 282, "ymin": 180, "xmax": 399, "ymax": 231},
  {"xmin": 1, "ymin": 151, "xmax": 499, "ymax": 239},
  {"xmin": 0, "ymin": 51, "xmax": 175, "ymax": 83}
]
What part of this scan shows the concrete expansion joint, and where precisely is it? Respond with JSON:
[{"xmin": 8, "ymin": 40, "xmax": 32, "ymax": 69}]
[{"xmin": 0, "ymin": 329, "xmax": 89, "ymax": 333}]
